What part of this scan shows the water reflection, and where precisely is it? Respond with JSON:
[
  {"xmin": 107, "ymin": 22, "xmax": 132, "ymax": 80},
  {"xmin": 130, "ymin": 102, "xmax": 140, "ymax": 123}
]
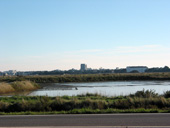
[
  {"xmin": 29, "ymin": 81, "xmax": 170, "ymax": 97},
  {"xmin": 0, "ymin": 91, "xmax": 31, "ymax": 97}
]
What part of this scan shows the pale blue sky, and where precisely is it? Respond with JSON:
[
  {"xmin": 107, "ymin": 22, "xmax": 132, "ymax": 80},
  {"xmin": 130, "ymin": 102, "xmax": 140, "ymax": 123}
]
[{"xmin": 0, "ymin": 0, "xmax": 170, "ymax": 71}]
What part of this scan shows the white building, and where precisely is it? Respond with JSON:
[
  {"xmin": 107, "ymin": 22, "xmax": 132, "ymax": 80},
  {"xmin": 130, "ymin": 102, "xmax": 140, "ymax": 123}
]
[
  {"xmin": 126, "ymin": 66, "xmax": 148, "ymax": 73},
  {"xmin": 4, "ymin": 70, "xmax": 17, "ymax": 76}
]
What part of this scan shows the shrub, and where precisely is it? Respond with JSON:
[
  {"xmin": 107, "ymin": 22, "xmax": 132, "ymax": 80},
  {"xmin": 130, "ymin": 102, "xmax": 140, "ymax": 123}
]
[
  {"xmin": 50, "ymin": 97, "xmax": 66, "ymax": 111},
  {"xmin": 163, "ymin": 91, "xmax": 170, "ymax": 98},
  {"xmin": 0, "ymin": 101, "xmax": 9, "ymax": 112},
  {"xmin": 130, "ymin": 89, "xmax": 158, "ymax": 98}
]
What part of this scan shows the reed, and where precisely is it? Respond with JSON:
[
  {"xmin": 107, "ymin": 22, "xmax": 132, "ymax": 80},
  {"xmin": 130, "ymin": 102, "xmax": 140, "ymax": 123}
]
[
  {"xmin": 11, "ymin": 81, "xmax": 38, "ymax": 91},
  {"xmin": 1, "ymin": 73, "xmax": 170, "ymax": 83},
  {"xmin": 0, "ymin": 83, "xmax": 15, "ymax": 94},
  {"xmin": 0, "ymin": 81, "xmax": 39, "ymax": 94}
]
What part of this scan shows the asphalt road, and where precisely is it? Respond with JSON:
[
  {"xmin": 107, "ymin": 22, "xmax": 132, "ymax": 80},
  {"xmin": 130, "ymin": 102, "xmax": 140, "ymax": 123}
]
[{"xmin": 0, "ymin": 114, "xmax": 170, "ymax": 127}]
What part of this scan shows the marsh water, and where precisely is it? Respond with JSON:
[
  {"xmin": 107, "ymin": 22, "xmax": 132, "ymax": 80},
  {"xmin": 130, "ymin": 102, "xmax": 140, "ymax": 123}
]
[{"xmin": 28, "ymin": 81, "xmax": 170, "ymax": 97}]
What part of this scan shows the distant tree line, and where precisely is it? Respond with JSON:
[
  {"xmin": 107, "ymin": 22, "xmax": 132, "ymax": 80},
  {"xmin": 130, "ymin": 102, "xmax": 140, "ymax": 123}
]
[
  {"xmin": 16, "ymin": 69, "xmax": 114, "ymax": 76},
  {"xmin": 4, "ymin": 66, "xmax": 170, "ymax": 76},
  {"xmin": 114, "ymin": 66, "xmax": 170, "ymax": 73},
  {"xmin": 145, "ymin": 66, "xmax": 170, "ymax": 73}
]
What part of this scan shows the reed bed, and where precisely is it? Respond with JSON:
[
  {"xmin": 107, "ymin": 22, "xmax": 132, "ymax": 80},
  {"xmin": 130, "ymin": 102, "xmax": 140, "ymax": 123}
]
[
  {"xmin": 1, "ymin": 72, "xmax": 170, "ymax": 83},
  {"xmin": 11, "ymin": 81, "xmax": 39, "ymax": 91},
  {"xmin": 0, "ymin": 83, "xmax": 15, "ymax": 94},
  {"xmin": 0, "ymin": 81, "xmax": 39, "ymax": 94}
]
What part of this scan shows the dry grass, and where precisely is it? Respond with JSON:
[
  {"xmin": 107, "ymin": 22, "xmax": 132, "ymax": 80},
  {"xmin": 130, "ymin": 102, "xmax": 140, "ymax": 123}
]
[
  {"xmin": 0, "ymin": 83, "xmax": 15, "ymax": 94},
  {"xmin": 1, "ymin": 73, "xmax": 170, "ymax": 83},
  {"xmin": 0, "ymin": 81, "xmax": 39, "ymax": 94},
  {"xmin": 11, "ymin": 81, "xmax": 38, "ymax": 91}
]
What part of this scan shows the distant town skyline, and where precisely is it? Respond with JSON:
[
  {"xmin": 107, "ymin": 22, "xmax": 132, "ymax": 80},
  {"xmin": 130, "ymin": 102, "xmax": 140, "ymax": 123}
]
[
  {"xmin": 0, "ymin": 0, "xmax": 170, "ymax": 71},
  {"xmin": 1, "ymin": 64, "xmax": 169, "ymax": 72},
  {"xmin": 1, "ymin": 65, "xmax": 170, "ymax": 76}
]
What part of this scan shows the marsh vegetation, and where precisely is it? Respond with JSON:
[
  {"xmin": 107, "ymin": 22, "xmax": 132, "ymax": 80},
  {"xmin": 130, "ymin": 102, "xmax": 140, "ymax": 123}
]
[
  {"xmin": 0, "ymin": 73, "xmax": 170, "ymax": 114},
  {"xmin": 0, "ymin": 81, "xmax": 39, "ymax": 94},
  {"xmin": 0, "ymin": 90, "xmax": 170, "ymax": 114},
  {"xmin": 1, "ymin": 73, "xmax": 170, "ymax": 83}
]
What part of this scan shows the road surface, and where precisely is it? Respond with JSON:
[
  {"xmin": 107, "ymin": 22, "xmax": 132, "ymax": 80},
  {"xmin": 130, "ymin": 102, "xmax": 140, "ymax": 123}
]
[{"xmin": 0, "ymin": 113, "xmax": 170, "ymax": 127}]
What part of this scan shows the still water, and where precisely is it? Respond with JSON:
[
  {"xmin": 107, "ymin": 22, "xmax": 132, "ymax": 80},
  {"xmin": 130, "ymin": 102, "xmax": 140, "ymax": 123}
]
[{"xmin": 28, "ymin": 81, "xmax": 170, "ymax": 97}]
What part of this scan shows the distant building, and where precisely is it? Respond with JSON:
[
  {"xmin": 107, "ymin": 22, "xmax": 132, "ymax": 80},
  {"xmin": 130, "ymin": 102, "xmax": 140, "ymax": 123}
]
[
  {"xmin": 126, "ymin": 66, "xmax": 148, "ymax": 73},
  {"xmin": 4, "ymin": 70, "xmax": 17, "ymax": 76},
  {"xmin": 80, "ymin": 64, "xmax": 87, "ymax": 71},
  {"xmin": 87, "ymin": 68, "xmax": 92, "ymax": 70},
  {"xmin": 16, "ymin": 72, "xmax": 31, "ymax": 76},
  {"xmin": 0, "ymin": 72, "xmax": 3, "ymax": 76}
]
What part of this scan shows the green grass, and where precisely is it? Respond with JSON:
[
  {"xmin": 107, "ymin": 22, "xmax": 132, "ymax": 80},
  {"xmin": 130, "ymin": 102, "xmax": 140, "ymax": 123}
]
[{"xmin": 0, "ymin": 90, "xmax": 170, "ymax": 114}]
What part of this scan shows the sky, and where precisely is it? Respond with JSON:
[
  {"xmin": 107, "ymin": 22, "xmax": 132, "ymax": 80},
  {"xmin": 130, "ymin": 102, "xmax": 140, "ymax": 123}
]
[{"xmin": 0, "ymin": 0, "xmax": 170, "ymax": 71}]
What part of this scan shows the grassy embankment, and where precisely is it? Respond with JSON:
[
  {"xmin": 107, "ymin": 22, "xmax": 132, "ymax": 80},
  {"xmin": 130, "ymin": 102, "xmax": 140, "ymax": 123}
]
[
  {"xmin": 1, "ymin": 72, "xmax": 170, "ymax": 83},
  {"xmin": 0, "ymin": 90, "xmax": 170, "ymax": 114},
  {"xmin": 0, "ymin": 81, "xmax": 39, "ymax": 94}
]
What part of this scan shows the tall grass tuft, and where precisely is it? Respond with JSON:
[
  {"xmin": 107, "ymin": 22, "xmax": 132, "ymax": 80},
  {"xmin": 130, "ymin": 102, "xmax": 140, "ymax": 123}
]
[
  {"xmin": 0, "ymin": 83, "xmax": 15, "ymax": 94},
  {"xmin": 129, "ymin": 89, "xmax": 158, "ymax": 98},
  {"xmin": 11, "ymin": 81, "xmax": 38, "ymax": 91},
  {"xmin": 0, "ymin": 81, "xmax": 39, "ymax": 94}
]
